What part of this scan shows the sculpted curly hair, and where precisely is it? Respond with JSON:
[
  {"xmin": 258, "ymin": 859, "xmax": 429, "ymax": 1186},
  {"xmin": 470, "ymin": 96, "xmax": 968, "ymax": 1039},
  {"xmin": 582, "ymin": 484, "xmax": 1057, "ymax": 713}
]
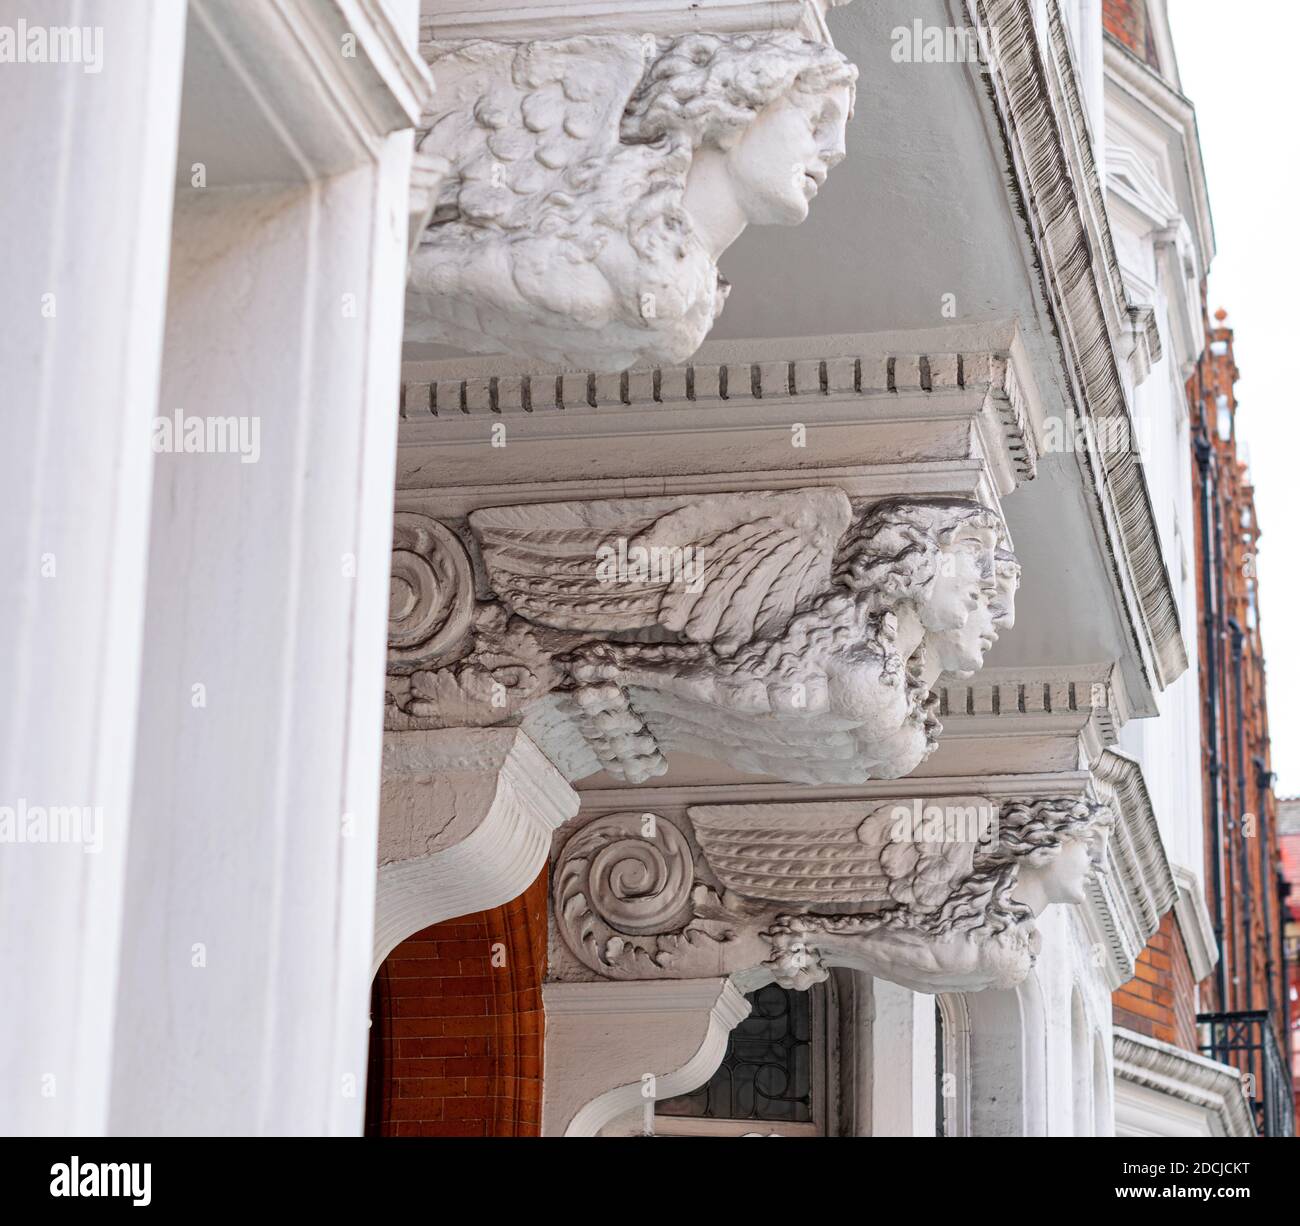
[
  {"xmin": 985, "ymin": 798, "xmax": 1112, "ymax": 869},
  {"xmin": 412, "ymin": 34, "xmax": 857, "ymax": 366},
  {"xmin": 621, "ymin": 32, "xmax": 858, "ymax": 150},
  {"xmin": 833, "ymin": 498, "xmax": 1004, "ymax": 609}
]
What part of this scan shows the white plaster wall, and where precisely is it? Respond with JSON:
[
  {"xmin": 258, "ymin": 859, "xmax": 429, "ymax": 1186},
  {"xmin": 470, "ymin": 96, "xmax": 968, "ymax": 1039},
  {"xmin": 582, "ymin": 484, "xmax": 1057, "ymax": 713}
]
[{"xmin": 1107, "ymin": 177, "xmax": 1205, "ymax": 881}]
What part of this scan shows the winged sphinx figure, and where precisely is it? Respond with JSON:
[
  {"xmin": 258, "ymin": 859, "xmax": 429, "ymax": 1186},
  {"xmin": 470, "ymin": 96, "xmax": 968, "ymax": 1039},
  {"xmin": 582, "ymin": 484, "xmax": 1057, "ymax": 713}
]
[
  {"xmin": 406, "ymin": 33, "xmax": 857, "ymax": 369},
  {"xmin": 386, "ymin": 488, "xmax": 1016, "ymax": 787},
  {"xmin": 552, "ymin": 797, "xmax": 1112, "ymax": 994}
]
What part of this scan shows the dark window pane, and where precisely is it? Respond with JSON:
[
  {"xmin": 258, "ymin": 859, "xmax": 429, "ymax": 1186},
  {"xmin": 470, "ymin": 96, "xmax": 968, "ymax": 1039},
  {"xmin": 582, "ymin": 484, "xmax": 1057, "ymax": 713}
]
[{"xmin": 657, "ymin": 983, "xmax": 813, "ymax": 1122}]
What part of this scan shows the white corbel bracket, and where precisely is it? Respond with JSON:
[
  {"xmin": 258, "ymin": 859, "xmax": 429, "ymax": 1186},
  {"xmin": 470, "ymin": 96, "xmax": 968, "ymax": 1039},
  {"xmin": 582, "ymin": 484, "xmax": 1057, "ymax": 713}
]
[
  {"xmin": 373, "ymin": 726, "xmax": 578, "ymax": 973},
  {"xmin": 542, "ymin": 979, "xmax": 751, "ymax": 1136}
]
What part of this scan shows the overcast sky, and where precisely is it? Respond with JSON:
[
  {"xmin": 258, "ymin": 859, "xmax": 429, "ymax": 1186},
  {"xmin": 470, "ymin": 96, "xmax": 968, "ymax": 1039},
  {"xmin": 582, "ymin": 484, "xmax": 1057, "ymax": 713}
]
[{"xmin": 1167, "ymin": 1, "xmax": 1299, "ymax": 796}]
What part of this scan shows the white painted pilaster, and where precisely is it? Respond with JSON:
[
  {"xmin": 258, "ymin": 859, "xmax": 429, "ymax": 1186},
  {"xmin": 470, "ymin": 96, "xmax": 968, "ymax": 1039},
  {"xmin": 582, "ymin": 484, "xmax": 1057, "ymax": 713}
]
[
  {"xmin": 0, "ymin": 0, "xmax": 186, "ymax": 1136},
  {"xmin": 107, "ymin": 0, "xmax": 431, "ymax": 1136},
  {"xmin": 868, "ymin": 980, "xmax": 936, "ymax": 1137}
]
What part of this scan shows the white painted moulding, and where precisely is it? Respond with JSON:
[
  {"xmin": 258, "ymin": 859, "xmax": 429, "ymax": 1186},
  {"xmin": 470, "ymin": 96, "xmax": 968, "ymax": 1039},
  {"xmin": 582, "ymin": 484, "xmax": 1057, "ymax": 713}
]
[
  {"xmin": 373, "ymin": 727, "xmax": 578, "ymax": 973},
  {"xmin": 542, "ymin": 978, "xmax": 751, "ymax": 1136},
  {"xmin": 419, "ymin": 0, "xmax": 851, "ymax": 43}
]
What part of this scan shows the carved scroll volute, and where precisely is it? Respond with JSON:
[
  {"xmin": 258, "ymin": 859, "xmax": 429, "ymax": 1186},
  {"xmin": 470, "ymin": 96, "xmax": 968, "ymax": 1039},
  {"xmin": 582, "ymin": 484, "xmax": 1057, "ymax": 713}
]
[
  {"xmin": 388, "ymin": 512, "xmax": 475, "ymax": 670},
  {"xmin": 554, "ymin": 813, "xmax": 742, "ymax": 981}
]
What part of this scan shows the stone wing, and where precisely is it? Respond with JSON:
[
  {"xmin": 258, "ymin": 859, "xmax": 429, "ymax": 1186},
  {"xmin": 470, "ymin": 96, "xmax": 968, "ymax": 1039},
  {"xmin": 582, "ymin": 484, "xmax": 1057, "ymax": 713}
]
[
  {"xmin": 417, "ymin": 38, "xmax": 646, "ymax": 233},
  {"xmin": 690, "ymin": 800, "xmax": 985, "ymax": 908},
  {"xmin": 690, "ymin": 802, "xmax": 892, "ymax": 904},
  {"xmin": 470, "ymin": 488, "xmax": 851, "ymax": 653}
]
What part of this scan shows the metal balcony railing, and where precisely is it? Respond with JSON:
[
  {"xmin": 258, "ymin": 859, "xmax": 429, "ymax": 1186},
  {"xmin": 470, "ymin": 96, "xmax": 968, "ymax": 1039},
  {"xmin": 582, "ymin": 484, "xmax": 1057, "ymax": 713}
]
[{"xmin": 1198, "ymin": 1010, "xmax": 1295, "ymax": 1137}]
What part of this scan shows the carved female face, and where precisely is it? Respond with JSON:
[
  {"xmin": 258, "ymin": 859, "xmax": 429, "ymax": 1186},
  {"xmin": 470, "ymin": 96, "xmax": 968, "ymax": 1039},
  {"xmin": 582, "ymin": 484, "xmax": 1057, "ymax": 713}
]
[
  {"xmin": 922, "ymin": 530, "xmax": 992, "ymax": 630},
  {"xmin": 990, "ymin": 553, "xmax": 1020, "ymax": 633},
  {"xmin": 1019, "ymin": 833, "xmax": 1096, "ymax": 908},
  {"xmin": 932, "ymin": 600, "xmax": 996, "ymax": 677},
  {"xmin": 725, "ymin": 82, "xmax": 851, "ymax": 226},
  {"xmin": 933, "ymin": 544, "xmax": 1018, "ymax": 676}
]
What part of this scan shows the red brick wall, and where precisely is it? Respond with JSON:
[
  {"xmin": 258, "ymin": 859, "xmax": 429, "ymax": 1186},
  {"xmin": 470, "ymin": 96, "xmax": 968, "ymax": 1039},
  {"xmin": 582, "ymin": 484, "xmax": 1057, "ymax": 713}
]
[
  {"xmin": 1103, "ymin": 0, "xmax": 1161, "ymax": 70},
  {"xmin": 1187, "ymin": 310, "xmax": 1287, "ymax": 1037},
  {"xmin": 1113, "ymin": 911, "xmax": 1199, "ymax": 1051},
  {"xmin": 366, "ymin": 871, "xmax": 547, "ymax": 1137}
]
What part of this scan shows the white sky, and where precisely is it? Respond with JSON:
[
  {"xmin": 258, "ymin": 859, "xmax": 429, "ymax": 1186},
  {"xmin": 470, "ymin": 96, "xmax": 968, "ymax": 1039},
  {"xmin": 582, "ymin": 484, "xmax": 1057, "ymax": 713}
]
[{"xmin": 1168, "ymin": 1, "xmax": 1300, "ymax": 795}]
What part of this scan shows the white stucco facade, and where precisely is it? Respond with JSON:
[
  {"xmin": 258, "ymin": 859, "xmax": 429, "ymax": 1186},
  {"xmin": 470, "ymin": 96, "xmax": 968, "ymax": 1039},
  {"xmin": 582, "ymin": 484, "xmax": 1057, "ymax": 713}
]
[{"xmin": 1, "ymin": 0, "xmax": 1259, "ymax": 1138}]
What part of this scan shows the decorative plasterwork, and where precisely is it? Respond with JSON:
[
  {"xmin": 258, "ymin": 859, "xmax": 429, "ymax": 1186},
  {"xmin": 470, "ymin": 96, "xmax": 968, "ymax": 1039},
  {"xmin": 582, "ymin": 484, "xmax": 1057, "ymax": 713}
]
[
  {"xmin": 1080, "ymin": 749, "xmax": 1179, "ymax": 988},
  {"xmin": 373, "ymin": 726, "xmax": 578, "ymax": 972},
  {"xmin": 551, "ymin": 793, "xmax": 1112, "ymax": 995},
  {"xmin": 542, "ymin": 978, "xmax": 751, "ymax": 1136},
  {"xmin": 385, "ymin": 492, "xmax": 1018, "ymax": 786},
  {"xmin": 1113, "ymin": 1027, "xmax": 1255, "ymax": 1138},
  {"xmin": 406, "ymin": 32, "xmax": 856, "ymax": 369},
  {"xmin": 1172, "ymin": 863, "xmax": 1220, "ymax": 984},
  {"xmin": 1102, "ymin": 38, "xmax": 1215, "ymax": 270},
  {"xmin": 920, "ymin": 664, "xmax": 1128, "ymax": 778},
  {"xmin": 395, "ymin": 322, "xmax": 1046, "ymax": 512},
  {"xmin": 970, "ymin": 0, "xmax": 1188, "ymax": 693},
  {"xmin": 421, "ymin": 1, "xmax": 850, "ymax": 42}
]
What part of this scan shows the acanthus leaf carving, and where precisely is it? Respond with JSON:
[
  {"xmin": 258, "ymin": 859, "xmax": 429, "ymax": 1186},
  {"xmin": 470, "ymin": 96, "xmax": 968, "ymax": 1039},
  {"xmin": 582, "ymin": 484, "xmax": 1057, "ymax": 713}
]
[{"xmin": 406, "ymin": 33, "xmax": 857, "ymax": 370}]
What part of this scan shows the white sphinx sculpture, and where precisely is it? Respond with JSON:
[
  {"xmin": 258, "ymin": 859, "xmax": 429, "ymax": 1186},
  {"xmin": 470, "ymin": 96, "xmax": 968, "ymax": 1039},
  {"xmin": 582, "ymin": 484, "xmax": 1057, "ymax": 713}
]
[
  {"xmin": 552, "ymin": 797, "xmax": 1113, "ymax": 995},
  {"xmin": 406, "ymin": 33, "xmax": 857, "ymax": 369},
  {"xmin": 385, "ymin": 489, "xmax": 1014, "ymax": 786}
]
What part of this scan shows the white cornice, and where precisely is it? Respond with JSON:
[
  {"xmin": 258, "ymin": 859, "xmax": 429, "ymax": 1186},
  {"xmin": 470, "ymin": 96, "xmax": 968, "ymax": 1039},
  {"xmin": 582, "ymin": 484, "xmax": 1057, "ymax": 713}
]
[
  {"xmin": 571, "ymin": 770, "xmax": 1095, "ymax": 811},
  {"xmin": 1171, "ymin": 863, "xmax": 1220, "ymax": 984},
  {"xmin": 1114, "ymin": 1027, "xmax": 1255, "ymax": 1138},
  {"xmin": 396, "ymin": 322, "xmax": 1045, "ymax": 515},
  {"xmin": 1082, "ymin": 749, "xmax": 1178, "ymax": 988},
  {"xmin": 971, "ymin": 0, "xmax": 1188, "ymax": 701},
  {"xmin": 419, "ymin": 0, "xmax": 845, "ymax": 43},
  {"xmin": 925, "ymin": 664, "xmax": 1129, "ymax": 779}
]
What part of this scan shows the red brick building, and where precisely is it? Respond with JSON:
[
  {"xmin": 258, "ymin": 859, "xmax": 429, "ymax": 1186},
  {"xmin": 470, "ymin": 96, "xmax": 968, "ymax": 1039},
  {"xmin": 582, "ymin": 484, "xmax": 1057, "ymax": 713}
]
[
  {"xmin": 366, "ymin": 872, "xmax": 547, "ymax": 1137},
  {"xmin": 1278, "ymin": 796, "xmax": 1300, "ymax": 1123},
  {"xmin": 1112, "ymin": 303, "xmax": 1293, "ymax": 1135},
  {"xmin": 1103, "ymin": 0, "xmax": 1163, "ymax": 70}
]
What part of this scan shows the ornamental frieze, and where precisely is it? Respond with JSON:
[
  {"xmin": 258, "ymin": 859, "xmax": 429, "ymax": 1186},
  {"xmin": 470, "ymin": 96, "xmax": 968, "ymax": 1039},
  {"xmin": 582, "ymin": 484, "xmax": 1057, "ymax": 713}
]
[
  {"xmin": 385, "ymin": 489, "xmax": 1018, "ymax": 786},
  {"xmin": 552, "ymin": 796, "xmax": 1113, "ymax": 994}
]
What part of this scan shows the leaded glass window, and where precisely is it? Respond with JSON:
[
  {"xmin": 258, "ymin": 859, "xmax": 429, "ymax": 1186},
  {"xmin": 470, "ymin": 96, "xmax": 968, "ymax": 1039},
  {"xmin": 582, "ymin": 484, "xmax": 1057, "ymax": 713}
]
[{"xmin": 657, "ymin": 982, "xmax": 815, "ymax": 1125}]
